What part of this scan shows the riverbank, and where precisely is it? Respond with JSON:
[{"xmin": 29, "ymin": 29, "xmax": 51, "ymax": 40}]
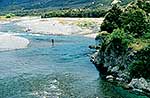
[
  {"xmin": 0, "ymin": 34, "xmax": 29, "ymax": 51},
  {"xmin": 0, "ymin": 17, "xmax": 30, "ymax": 51},
  {"xmin": 0, "ymin": 16, "xmax": 20, "ymax": 24},
  {"xmin": 0, "ymin": 16, "xmax": 103, "ymax": 51},
  {"xmin": 16, "ymin": 17, "xmax": 104, "ymax": 38}
]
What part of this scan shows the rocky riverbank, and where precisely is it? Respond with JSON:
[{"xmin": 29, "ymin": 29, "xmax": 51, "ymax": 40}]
[
  {"xmin": 90, "ymin": 33, "xmax": 150, "ymax": 97},
  {"xmin": 90, "ymin": 0, "xmax": 150, "ymax": 97}
]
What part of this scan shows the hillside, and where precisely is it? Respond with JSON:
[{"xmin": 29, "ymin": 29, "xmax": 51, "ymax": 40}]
[
  {"xmin": 0, "ymin": 0, "xmax": 94, "ymax": 11},
  {"xmin": 0, "ymin": 0, "xmax": 133, "ymax": 12}
]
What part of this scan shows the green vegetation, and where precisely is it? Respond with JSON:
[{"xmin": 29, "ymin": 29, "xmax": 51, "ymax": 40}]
[
  {"xmin": 101, "ymin": 1, "xmax": 150, "ymax": 36},
  {"xmin": 129, "ymin": 45, "xmax": 150, "ymax": 78},
  {"xmin": 119, "ymin": 5, "xmax": 149, "ymax": 37},
  {"xmin": 5, "ymin": 13, "xmax": 15, "ymax": 18},
  {"xmin": 96, "ymin": 0, "xmax": 150, "ymax": 79},
  {"xmin": 107, "ymin": 29, "xmax": 133, "ymax": 48},
  {"xmin": 136, "ymin": 0, "xmax": 150, "ymax": 13},
  {"xmin": 101, "ymin": 4, "xmax": 123, "ymax": 33},
  {"xmin": 41, "ymin": 8, "xmax": 107, "ymax": 18}
]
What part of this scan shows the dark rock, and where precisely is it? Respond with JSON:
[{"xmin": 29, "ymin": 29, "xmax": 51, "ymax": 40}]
[{"xmin": 89, "ymin": 45, "xmax": 101, "ymax": 49}]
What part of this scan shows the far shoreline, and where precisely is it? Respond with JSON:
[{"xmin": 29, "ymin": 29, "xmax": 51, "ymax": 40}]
[{"xmin": 15, "ymin": 17, "xmax": 104, "ymax": 38}]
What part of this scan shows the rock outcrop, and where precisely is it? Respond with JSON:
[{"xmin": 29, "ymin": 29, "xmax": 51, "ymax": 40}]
[{"xmin": 90, "ymin": 32, "xmax": 150, "ymax": 96}]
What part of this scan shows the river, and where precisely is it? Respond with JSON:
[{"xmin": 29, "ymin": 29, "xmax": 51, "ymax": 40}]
[{"xmin": 0, "ymin": 21, "xmax": 148, "ymax": 98}]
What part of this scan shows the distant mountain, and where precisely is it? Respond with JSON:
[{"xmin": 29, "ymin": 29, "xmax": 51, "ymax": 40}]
[
  {"xmin": 0, "ymin": 0, "xmax": 94, "ymax": 11},
  {"xmin": 0, "ymin": 0, "xmax": 133, "ymax": 11}
]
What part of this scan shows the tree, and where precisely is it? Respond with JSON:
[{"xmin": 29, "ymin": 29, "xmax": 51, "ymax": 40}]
[
  {"xmin": 136, "ymin": 0, "xmax": 150, "ymax": 13},
  {"xmin": 119, "ymin": 7, "xmax": 148, "ymax": 37},
  {"xmin": 101, "ymin": 4, "xmax": 122, "ymax": 33},
  {"xmin": 129, "ymin": 46, "xmax": 150, "ymax": 78}
]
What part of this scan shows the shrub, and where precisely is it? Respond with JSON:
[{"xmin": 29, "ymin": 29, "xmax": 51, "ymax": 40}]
[
  {"xmin": 99, "ymin": 29, "xmax": 133, "ymax": 55},
  {"xmin": 119, "ymin": 7, "xmax": 148, "ymax": 37},
  {"xmin": 41, "ymin": 8, "xmax": 107, "ymax": 18},
  {"xmin": 5, "ymin": 14, "xmax": 11, "ymax": 18},
  {"xmin": 5, "ymin": 13, "xmax": 15, "ymax": 18},
  {"xmin": 107, "ymin": 28, "xmax": 133, "ymax": 46},
  {"xmin": 101, "ymin": 4, "xmax": 122, "ymax": 33},
  {"xmin": 129, "ymin": 46, "xmax": 150, "ymax": 78},
  {"xmin": 136, "ymin": 0, "xmax": 150, "ymax": 13}
]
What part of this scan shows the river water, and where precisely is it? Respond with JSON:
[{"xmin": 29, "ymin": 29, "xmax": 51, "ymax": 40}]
[{"xmin": 0, "ymin": 22, "xmax": 148, "ymax": 98}]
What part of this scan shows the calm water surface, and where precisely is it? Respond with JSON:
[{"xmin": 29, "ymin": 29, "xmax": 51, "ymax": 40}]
[{"xmin": 0, "ymin": 22, "xmax": 148, "ymax": 98}]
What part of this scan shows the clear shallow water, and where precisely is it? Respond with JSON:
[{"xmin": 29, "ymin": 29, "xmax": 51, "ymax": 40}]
[{"xmin": 0, "ymin": 22, "xmax": 148, "ymax": 98}]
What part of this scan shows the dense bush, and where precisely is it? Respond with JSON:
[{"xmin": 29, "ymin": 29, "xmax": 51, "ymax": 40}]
[
  {"xmin": 119, "ymin": 7, "xmax": 148, "ymax": 37},
  {"xmin": 101, "ymin": 0, "xmax": 150, "ymax": 37},
  {"xmin": 5, "ymin": 13, "xmax": 15, "ymax": 18},
  {"xmin": 129, "ymin": 46, "xmax": 150, "ymax": 78},
  {"xmin": 101, "ymin": 4, "xmax": 122, "ymax": 33},
  {"xmin": 102, "ymin": 29, "xmax": 134, "ymax": 55},
  {"xmin": 136, "ymin": 0, "xmax": 150, "ymax": 13},
  {"xmin": 107, "ymin": 29, "xmax": 133, "ymax": 46},
  {"xmin": 41, "ymin": 8, "xmax": 107, "ymax": 18}
]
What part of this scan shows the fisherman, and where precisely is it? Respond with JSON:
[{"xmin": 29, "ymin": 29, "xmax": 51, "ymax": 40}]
[{"xmin": 51, "ymin": 39, "xmax": 54, "ymax": 46}]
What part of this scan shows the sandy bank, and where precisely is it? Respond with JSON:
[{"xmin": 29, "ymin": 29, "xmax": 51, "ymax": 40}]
[
  {"xmin": 0, "ymin": 16, "xmax": 39, "ymax": 25},
  {"xmin": 0, "ymin": 34, "xmax": 30, "ymax": 51},
  {"xmin": 16, "ymin": 17, "xmax": 104, "ymax": 38}
]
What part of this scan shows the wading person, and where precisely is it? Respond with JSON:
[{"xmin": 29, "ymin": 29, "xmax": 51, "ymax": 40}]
[{"xmin": 51, "ymin": 39, "xmax": 54, "ymax": 46}]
